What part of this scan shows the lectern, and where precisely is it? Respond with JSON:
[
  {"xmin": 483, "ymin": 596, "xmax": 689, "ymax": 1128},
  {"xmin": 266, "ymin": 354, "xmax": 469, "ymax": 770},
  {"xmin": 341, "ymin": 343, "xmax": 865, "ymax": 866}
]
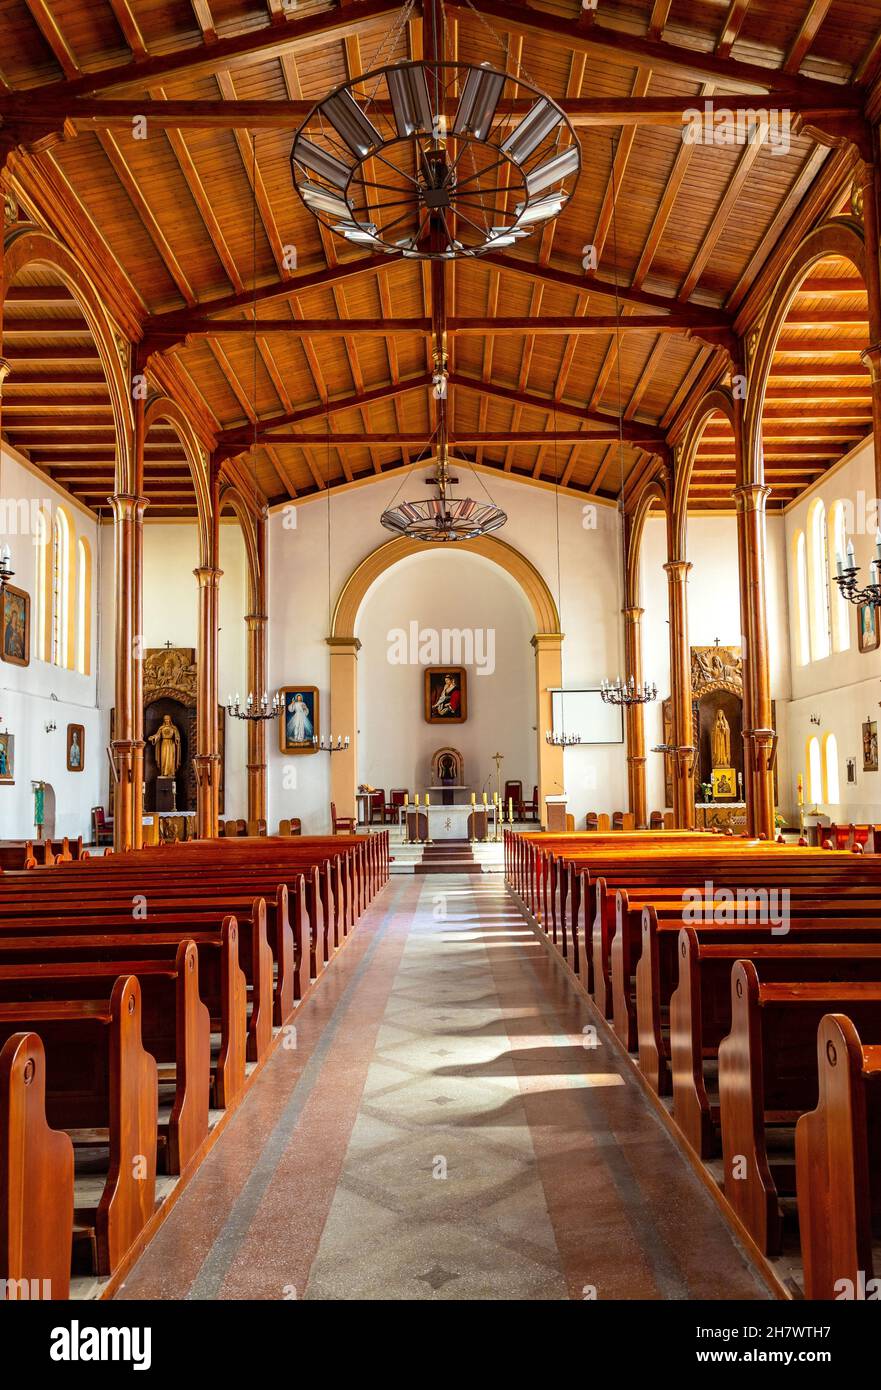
[{"xmin": 545, "ymin": 796, "xmax": 567, "ymax": 832}]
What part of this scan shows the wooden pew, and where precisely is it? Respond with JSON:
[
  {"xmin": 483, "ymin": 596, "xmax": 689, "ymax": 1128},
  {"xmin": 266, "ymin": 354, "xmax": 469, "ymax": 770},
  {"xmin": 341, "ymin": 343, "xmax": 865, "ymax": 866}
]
[
  {"xmin": 632, "ymin": 893, "xmax": 881, "ymax": 1085},
  {"xmin": 668, "ymin": 929, "xmax": 881, "ymax": 1157},
  {"xmin": 0, "ymin": 1031, "xmax": 74, "ymax": 1299},
  {"xmin": 718, "ymin": 962, "xmax": 881, "ymax": 1255},
  {"xmin": 0, "ymin": 940, "xmax": 209, "ymax": 1175},
  {"xmin": 0, "ymin": 975, "xmax": 157, "ymax": 1276},
  {"xmin": 796, "ymin": 1012, "xmax": 881, "ymax": 1300},
  {"xmin": 0, "ymin": 920, "xmax": 246, "ymax": 1110}
]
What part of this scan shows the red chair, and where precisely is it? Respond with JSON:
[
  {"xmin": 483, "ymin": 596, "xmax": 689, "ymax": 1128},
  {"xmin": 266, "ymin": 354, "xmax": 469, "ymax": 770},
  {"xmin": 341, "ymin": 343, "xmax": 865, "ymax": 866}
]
[
  {"xmin": 91, "ymin": 806, "xmax": 114, "ymax": 847},
  {"xmin": 503, "ymin": 780, "xmax": 524, "ymax": 820},
  {"xmin": 386, "ymin": 788, "xmax": 408, "ymax": 825},
  {"xmin": 331, "ymin": 802, "xmax": 356, "ymax": 834},
  {"xmin": 369, "ymin": 789, "xmax": 386, "ymax": 825},
  {"xmin": 523, "ymin": 785, "xmax": 539, "ymax": 822}
]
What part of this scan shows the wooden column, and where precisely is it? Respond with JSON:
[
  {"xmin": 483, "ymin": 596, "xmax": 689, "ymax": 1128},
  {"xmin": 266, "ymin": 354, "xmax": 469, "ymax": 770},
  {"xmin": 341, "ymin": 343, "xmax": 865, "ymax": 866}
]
[
  {"xmin": 245, "ymin": 613, "xmax": 268, "ymax": 824},
  {"xmin": 734, "ymin": 482, "xmax": 776, "ymax": 839},
  {"xmin": 130, "ymin": 388, "xmax": 146, "ymax": 849},
  {"xmin": 245, "ymin": 514, "xmax": 267, "ymax": 826},
  {"xmin": 623, "ymin": 604, "xmax": 647, "ymax": 827},
  {"xmin": 194, "ymin": 564, "xmax": 222, "ymax": 840},
  {"xmin": 109, "ymin": 493, "xmax": 147, "ymax": 851},
  {"xmin": 0, "ymin": 140, "xmax": 16, "ymax": 444},
  {"xmin": 664, "ymin": 560, "xmax": 695, "ymax": 827}
]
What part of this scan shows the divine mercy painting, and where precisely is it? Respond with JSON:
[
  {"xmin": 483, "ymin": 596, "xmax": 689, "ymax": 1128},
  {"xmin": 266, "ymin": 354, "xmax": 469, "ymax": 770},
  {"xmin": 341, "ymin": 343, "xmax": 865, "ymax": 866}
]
[{"xmin": 280, "ymin": 686, "xmax": 319, "ymax": 754}]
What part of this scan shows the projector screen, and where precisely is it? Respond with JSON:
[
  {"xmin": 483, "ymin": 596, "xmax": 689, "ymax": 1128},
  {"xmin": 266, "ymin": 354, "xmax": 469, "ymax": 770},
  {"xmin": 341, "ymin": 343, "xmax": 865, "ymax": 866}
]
[{"xmin": 549, "ymin": 689, "xmax": 624, "ymax": 745}]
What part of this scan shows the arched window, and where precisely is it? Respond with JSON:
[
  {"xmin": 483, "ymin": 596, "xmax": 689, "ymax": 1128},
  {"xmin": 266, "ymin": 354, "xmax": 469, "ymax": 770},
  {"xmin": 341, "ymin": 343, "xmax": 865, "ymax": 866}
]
[
  {"xmin": 807, "ymin": 735, "xmax": 823, "ymax": 804},
  {"xmin": 51, "ymin": 508, "xmax": 70, "ymax": 668},
  {"xmin": 75, "ymin": 536, "xmax": 91, "ymax": 675},
  {"xmin": 33, "ymin": 507, "xmax": 50, "ymax": 662},
  {"xmin": 823, "ymin": 733, "xmax": 840, "ymax": 805},
  {"xmin": 793, "ymin": 530, "xmax": 810, "ymax": 665},
  {"xmin": 828, "ymin": 501, "xmax": 851, "ymax": 653},
  {"xmin": 807, "ymin": 499, "xmax": 831, "ymax": 660}
]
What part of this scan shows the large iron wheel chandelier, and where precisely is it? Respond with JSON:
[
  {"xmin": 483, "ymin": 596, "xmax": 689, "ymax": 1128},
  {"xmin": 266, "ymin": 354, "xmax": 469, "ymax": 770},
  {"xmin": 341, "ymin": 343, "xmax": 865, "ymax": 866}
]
[
  {"xmin": 380, "ymin": 441, "xmax": 506, "ymax": 541},
  {"xmin": 289, "ymin": 3, "xmax": 580, "ymax": 261}
]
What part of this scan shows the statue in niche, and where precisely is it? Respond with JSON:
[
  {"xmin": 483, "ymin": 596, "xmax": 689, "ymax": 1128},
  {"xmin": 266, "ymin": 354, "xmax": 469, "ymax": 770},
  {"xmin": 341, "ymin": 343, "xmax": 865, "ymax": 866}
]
[
  {"xmin": 711, "ymin": 708, "xmax": 731, "ymax": 769},
  {"xmin": 149, "ymin": 714, "xmax": 181, "ymax": 779}
]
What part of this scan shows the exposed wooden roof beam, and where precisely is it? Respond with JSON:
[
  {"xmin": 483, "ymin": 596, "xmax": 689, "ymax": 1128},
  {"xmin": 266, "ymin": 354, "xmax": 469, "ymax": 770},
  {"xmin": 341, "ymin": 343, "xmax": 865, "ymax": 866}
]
[
  {"xmin": 784, "ymin": 0, "xmax": 832, "ymax": 74},
  {"xmin": 26, "ymin": 0, "xmax": 403, "ymax": 99},
  {"xmin": 716, "ymin": 0, "xmax": 751, "ymax": 60},
  {"xmin": 96, "ymin": 129, "xmax": 195, "ymax": 305},
  {"xmin": 108, "ymin": 0, "xmax": 148, "ymax": 57},
  {"xmin": 255, "ymin": 429, "xmax": 627, "ymax": 446},
  {"xmin": 8, "ymin": 92, "xmax": 857, "ymax": 132},
  {"xmin": 447, "ymin": 372, "xmax": 665, "ymax": 444},
  {"xmin": 445, "ymin": 0, "xmax": 848, "ymax": 97},
  {"xmin": 216, "ymin": 374, "xmax": 432, "ymax": 451},
  {"xmin": 23, "ymin": 0, "xmax": 79, "ymax": 79}
]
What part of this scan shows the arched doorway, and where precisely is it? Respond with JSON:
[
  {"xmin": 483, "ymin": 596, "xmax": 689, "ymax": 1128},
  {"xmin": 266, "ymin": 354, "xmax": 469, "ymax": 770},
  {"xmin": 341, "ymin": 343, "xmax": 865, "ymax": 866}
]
[{"xmin": 329, "ymin": 534, "xmax": 562, "ymax": 823}]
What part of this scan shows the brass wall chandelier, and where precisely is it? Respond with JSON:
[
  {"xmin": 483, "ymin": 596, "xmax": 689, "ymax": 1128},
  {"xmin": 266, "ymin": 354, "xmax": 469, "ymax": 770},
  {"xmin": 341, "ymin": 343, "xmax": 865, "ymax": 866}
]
[{"xmin": 290, "ymin": 1, "xmax": 580, "ymax": 261}]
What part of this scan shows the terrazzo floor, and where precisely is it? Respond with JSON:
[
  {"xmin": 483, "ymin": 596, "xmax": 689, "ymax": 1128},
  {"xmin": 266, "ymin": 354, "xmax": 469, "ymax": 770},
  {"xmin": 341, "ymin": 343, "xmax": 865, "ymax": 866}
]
[{"xmin": 115, "ymin": 874, "xmax": 770, "ymax": 1301}]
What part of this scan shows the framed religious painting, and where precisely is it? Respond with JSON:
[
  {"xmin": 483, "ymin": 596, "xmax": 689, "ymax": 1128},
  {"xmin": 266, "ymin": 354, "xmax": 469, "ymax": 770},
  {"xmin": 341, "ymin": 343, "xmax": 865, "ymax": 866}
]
[
  {"xmin": 424, "ymin": 667, "xmax": 467, "ymax": 724},
  {"xmin": 0, "ymin": 732, "xmax": 13, "ymax": 783},
  {"xmin": 67, "ymin": 723, "xmax": 85, "ymax": 772},
  {"xmin": 279, "ymin": 686, "xmax": 319, "ymax": 754},
  {"xmin": 0, "ymin": 583, "xmax": 29, "ymax": 667},
  {"xmin": 858, "ymin": 602, "xmax": 880, "ymax": 653}
]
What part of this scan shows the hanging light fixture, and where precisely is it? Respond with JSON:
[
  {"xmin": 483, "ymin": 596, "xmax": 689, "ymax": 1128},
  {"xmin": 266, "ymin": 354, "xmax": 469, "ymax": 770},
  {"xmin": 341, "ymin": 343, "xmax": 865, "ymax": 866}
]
[
  {"xmin": 600, "ymin": 675, "xmax": 658, "ymax": 707},
  {"xmin": 380, "ymin": 440, "xmax": 506, "ymax": 541},
  {"xmin": 290, "ymin": 0, "xmax": 580, "ymax": 261},
  {"xmin": 600, "ymin": 153, "xmax": 657, "ymax": 709},
  {"xmin": 228, "ymin": 131, "xmax": 280, "ymax": 725}
]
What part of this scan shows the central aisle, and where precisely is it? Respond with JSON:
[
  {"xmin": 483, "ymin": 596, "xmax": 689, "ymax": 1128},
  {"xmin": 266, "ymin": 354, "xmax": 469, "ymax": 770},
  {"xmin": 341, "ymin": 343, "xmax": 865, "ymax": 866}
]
[{"xmin": 117, "ymin": 874, "xmax": 769, "ymax": 1301}]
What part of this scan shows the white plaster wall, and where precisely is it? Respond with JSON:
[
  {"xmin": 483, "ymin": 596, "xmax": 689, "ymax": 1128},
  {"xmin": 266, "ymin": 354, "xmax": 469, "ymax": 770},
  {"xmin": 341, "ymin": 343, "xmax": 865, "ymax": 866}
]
[
  {"xmin": 267, "ymin": 471, "xmax": 630, "ymax": 832},
  {"xmin": 0, "ymin": 449, "xmax": 103, "ymax": 841},
  {"xmin": 355, "ymin": 547, "xmax": 536, "ymax": 801},
  {"xmin": 640, "ymin": 511, "xmax": 789, "ymax": 816},
  {"xmin": 784, "ymin": 439, "xmax": 881, "ymax": 821},
  {"xmin": 99, "ymin": 519, "xmax": 250, "ymax": 822}
]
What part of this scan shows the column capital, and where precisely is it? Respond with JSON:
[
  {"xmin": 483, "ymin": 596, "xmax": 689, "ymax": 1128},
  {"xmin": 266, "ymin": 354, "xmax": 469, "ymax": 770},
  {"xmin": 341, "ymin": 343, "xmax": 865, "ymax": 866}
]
[
  {"xmin": 623, "ymin": 605, "xmax": 644, "ymax": 622},
  {"xmin": 108, "ymin": 493, "xmax": 149, "ymax": 522},
  {"xmin": 0, "ymin": 357, "xmax": 11, "ymax": 388},
  {"xmin": 194, "ymin": 565, "xmax": 223, "ymax": 587},
  {"xmin": 531, "ymin": 631, "xmax": 564, "ymax": 650},
  {"xmin": 326, "ymin": 635, "xmax": 362, "ymax": 653},
  {"xmin": 861, "ymin": 344, "xmax": 881, "ymax": 383},
  {"xmin": 663, "ymin": 559, "xmax": 692, "ymax": 580},
  {"xmin": 244, "ymin": 611, "xmax": 268, "ymax": 629},
  {"xmin": 732, "ymin": 482, "xmax": 771, "ymax": 511}
]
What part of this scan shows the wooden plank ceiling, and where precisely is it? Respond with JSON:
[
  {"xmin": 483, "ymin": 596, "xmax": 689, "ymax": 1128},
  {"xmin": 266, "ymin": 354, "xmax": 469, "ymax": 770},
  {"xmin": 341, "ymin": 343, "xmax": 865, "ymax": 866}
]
[{"xmin": 0, "ymin": 0, "xmax": 879, "ymax": 517}]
